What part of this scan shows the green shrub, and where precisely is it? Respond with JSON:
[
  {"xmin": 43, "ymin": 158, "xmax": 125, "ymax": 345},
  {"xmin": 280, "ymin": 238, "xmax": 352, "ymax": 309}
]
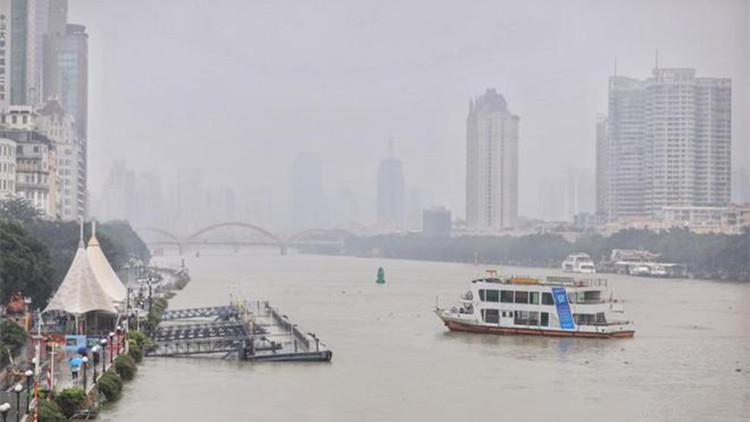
[
  {"xmin": 54, "ymin": 388, "xmax": 86, "ymax": 419},
  {"xmin": 0, "ymin": 319, "xmax": 27, "ymax": 355},
  {"xmin": 114, "ymin": 354, "xmax": 137, "ymax": 381},
  {"xmin": 128, "ymin": 343, "xmax": 143, "ymax": 363},
  {"xmin": 98, "ymin": 372, "xmax": 123, "ymax": 402},
  {"xmin": 127, "ymin": 331, "xmax": 153, "ymax": 349},
  {"xmin": 0, "ymin": 345, "xmax": 10, "ymax": 367},
  {"xmin": 37, "ymin": 398, "xmax": 65, "ymax": 422}
]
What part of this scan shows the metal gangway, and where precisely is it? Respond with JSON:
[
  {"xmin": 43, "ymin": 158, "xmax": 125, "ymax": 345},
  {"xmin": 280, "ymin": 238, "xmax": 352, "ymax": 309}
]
[
  {"xmin": 145, "ymin": 320, "xmax": 268, "ymax": 357},
  {"xmin": 160, "ymin": 306, "xmax": 237, "ymax": 321}
]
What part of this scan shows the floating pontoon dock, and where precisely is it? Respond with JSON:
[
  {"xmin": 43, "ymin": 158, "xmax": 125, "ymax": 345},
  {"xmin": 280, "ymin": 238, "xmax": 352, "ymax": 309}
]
[{"xmin": 144, "ymin": 301, "xmax": 332, "ymax": 362}]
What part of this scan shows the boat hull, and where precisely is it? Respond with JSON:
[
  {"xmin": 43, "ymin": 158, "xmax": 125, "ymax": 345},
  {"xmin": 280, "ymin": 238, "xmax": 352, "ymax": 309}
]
[{"xmin": 442, "ymin": 318, "xmax": 635, "ymax": 339}]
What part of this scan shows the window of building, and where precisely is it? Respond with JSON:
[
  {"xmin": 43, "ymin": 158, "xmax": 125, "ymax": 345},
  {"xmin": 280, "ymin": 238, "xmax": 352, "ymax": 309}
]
[
  {"xmin": 542, "ymin": 292, "xmax": 554, "ymax": 305},
  {"xmin": 500, "ymin": 290, "xmax": 513, "ymax": 303},
  {"xmin": 530, "ymin": 292, "xmax": 540, "ymax": 305},
  {"xmin": 514, "ymin": 291, "xmax": 528, "ymax": 304},
  {"xmin": 482, "ymin": 309, "xmax": 499, "ymax": 324}
]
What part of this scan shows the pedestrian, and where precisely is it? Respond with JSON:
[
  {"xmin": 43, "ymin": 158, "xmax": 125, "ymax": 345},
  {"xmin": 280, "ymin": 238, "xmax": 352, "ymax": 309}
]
[{"xmin": 69, "ymin": 356, "xmax": 82, "ymax": 381}]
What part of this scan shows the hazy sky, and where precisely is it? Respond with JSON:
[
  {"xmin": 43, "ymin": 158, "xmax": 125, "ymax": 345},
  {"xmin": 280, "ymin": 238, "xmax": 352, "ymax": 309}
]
[{"xmin": 72, "ymin": 0, "xmax": 750, "ymax": 220}]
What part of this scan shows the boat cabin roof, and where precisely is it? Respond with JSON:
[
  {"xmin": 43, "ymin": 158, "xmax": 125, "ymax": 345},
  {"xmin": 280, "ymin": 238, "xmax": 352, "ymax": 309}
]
[{"xmin": 471, "ymin": 275, "xmax": 608, "ymax": 288}]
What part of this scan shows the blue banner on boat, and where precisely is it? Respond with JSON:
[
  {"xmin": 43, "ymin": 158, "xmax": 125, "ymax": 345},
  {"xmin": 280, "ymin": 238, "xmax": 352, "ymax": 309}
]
[{"xmin": 551, "ymin": 287, "xmax": 575, "ymax": 330}]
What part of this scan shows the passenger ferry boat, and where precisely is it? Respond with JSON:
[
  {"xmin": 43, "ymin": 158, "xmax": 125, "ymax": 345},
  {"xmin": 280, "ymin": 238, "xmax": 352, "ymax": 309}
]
[
  {"xmin": 435, "ymin": 272, "xmax": 634, "ymax": 338},
  {"xmin": 561, "ymin": 253, "xmax": 596, "ymax": 273}
]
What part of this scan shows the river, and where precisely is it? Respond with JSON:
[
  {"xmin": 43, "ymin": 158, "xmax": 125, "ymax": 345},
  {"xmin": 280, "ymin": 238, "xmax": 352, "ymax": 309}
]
[{"xmin": 100, "ymin": 249, "xmax": 750, "ymax": 422}]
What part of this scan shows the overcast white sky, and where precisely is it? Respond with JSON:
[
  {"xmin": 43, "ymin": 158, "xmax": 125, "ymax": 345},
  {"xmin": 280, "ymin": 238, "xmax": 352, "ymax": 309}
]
[{"xmin": 72, "ymin": 0, "xmax": 750, "ymax": 220}]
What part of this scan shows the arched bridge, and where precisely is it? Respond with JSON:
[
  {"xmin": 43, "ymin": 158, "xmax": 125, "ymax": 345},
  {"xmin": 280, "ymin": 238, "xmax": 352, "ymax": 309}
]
[{"xmin": 137, "ymin": 223, "xmax": 353, "ymax": 255}]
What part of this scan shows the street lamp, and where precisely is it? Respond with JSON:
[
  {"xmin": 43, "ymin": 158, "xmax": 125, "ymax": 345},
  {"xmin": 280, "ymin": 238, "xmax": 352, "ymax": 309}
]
[
  {"xmin": 91, "ymin": 346, "xmax": 99, "ymax": 384},
  {"xmin": 99, "ymin": 339, "xmax": 107, "ymax": 372},
  {"xmin": 13, "ymin": 384, "xmax": 22, "ymax": 422},
  {"xmin": 108, "ymin": 332, "xmax": 115, "ymax": 362},
  {"xmin": 116, "ymin": 325, "xmax": 123, "ymax": 354},
  {"xmin": 0, "ymin": 403, "xmax": 10, "ymax": 422},
  {"xmin": 23, "ymin": 370, "xmax": 32, "ymax": 413},
  {"xmin": 148, "ymin": 278, "xmax": 154, "ymax": 315},
  {"xmin": 81, "ymin": 356, "xmax": 89, "ymax": 391}
]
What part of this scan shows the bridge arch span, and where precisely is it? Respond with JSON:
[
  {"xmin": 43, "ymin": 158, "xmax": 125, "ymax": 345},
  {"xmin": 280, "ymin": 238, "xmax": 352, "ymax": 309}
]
[
  {"xmin": 136, "ymin": 227, "xmax": 183, "ymax": 245},
  {"xmin": 186, "ymin": 222, "xmax": 284, "ymax": 247}
]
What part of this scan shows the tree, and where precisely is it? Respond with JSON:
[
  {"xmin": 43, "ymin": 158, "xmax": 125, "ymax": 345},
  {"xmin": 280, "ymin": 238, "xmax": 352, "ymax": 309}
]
[
  {"xmin": 0, "ymin": 196, "xmax": 42, "ymax": 225},
  {"xmin": 0, "ymin": 222, "xmax": 56, "ymax": 306}
]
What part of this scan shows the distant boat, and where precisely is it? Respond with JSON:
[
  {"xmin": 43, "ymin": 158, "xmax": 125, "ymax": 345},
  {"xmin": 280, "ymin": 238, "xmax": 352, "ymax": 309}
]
[
  {"xmin": 376, "ymin": 267, "xmax": 386, "ymax": 284},
  {"xmin": 562, "ymin": 253, "xmax": 596, "ymax": 274}
]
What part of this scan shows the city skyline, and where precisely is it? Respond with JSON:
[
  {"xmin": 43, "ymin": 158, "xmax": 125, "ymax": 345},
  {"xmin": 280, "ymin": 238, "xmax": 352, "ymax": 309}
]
[{"xmin": 75, "ymin": 0, "xmax": 750, "ymax": 223}]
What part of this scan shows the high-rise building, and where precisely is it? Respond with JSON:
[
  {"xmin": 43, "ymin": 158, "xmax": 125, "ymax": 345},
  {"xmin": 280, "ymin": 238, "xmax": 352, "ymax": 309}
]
[
  {"xmin": 538, "ymin": 179, "xmax": 566, "ymax": 222},
  {"xmin": 466, "ymin": 88, "xmax": 519, "ymax": 232},
  {"xmin": 6, "ymin": 0, "xmax": 51, "ymax": 107},
  {"xmin": 422, "ymin": 206, "xmax": 452, "ymax": 237},
  {"xmin": 597, "ymin": 68, "xmax": 731, "ymax": 222},
  {"xmin": 97, "ymin": 159, "xmax": 135, "ymax": 222},
  {"xmin": 733, "ymin": 167, "xmax": 750, "ymax": 204},
  {"xmin": 376, "ymin": 155, "xmax": 405, "ymax": 231},
  {"xmin": 331, "ymin": 187, "xmax": 359, "ymax": 228},
  {"xmin": 405, "ymin": 189, "xmax": 424, "ymax": 231},
  {"xmin": 0, "ymin": 106, "xmax": 57, "ymax": 218},
  {"xmin": 0, "ymin": 1, "xmax": 12, "ymax": 110},
  {"xmin": 566, "ymin": 168, "xmax": 595, "ymax": 221},
  {"xmin": 43, "ymin": 22, "xmax": 87, "ymax": 137},
  {"xmin": 291, "ymin": 152, "xmax": 326, "ymax": 230},
  {"xmin": 36, "ymin": 99, "xmax": 83, "ymax": 221}
]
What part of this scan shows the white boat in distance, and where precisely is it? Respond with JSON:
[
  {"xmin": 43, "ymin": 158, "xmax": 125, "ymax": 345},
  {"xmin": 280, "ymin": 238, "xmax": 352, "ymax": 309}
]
[
  {"xmin": 562, "ymin": 253, "xmax": 596, "ymax": 273},
  {"xmin": 436, "ymin": 272, "xmax": 635, "ymax": 338}
]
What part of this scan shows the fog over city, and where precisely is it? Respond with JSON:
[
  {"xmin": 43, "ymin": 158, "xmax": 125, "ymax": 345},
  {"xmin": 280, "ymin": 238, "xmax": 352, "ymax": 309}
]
[
  {"xmin": 0, "ymin": 1, "xmax": 748, "ymax": 421},
  {"xmin": 73, "ymin": 0, "xmax": 749, "ymax": 230}
]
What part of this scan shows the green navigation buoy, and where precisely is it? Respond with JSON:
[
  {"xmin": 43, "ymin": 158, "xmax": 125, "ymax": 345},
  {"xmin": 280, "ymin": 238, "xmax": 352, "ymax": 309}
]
[{"xmin": 376, "ymin": 267, "xmax": 386, "ymax": 284}]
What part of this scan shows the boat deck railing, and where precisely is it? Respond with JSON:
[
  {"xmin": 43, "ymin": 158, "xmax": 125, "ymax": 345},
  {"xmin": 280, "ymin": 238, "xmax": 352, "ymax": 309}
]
[{"xmin": 474, "ymin": 276, "xmax": 610, "ymax": 288}]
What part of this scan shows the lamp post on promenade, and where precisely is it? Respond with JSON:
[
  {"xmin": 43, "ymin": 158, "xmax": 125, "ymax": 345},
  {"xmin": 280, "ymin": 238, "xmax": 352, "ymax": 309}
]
[{"xmin": 23, "ymin": 371, "xmax": 32, "ymax": 413}]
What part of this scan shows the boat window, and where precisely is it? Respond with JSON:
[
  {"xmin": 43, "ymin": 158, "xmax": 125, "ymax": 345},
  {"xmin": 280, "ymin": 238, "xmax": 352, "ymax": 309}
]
[
  {"xmin": 541, "ymin": 312, "xmax": 549, "ymax": 327},
  {"xmin": 514, "ymin": 291, "xmax": 529, "ymax": 304},
  {"xmin": 528, "ymin": 311, "xmax": 540, "ymax": 326},
  {"xmin": 542, "ymin": 292, "xmax": 554, "ymax": 305},
  {"xmin": 485, "ymin": 290, "xmax": 499, "ymax": 302},
  {"xmin": 482, "ymin": 309, "xmax": 499, "ymax": 324},
  {"xmin": 513, "ymin": 310, "xmax": 529, "ymax": 325},
  {"xmin": 529, "ymin": 292, "xmax": 540, "ymax": 305},
  {"xmin": 500, "ymin": 290, "xmax": 513, "ymax": 303},
  {"xmin": 479, "ymin": 289, "xmax": 486, "ymax": 301}
]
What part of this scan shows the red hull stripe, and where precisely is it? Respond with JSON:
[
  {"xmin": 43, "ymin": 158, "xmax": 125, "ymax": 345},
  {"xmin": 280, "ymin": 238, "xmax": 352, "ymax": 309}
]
[{"xmin": 444, "ymin": 320, "xmax": 635, "ymax": 339}]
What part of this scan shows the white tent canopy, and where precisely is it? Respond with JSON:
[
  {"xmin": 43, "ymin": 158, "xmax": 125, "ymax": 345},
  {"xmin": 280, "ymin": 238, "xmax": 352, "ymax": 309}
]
[
  {"xmin": 87, "ymin": 232, "xmax": 128, "ymax": 304},
  {"xmin": 43, "ymin": 246, "xmax": 117, "ymax": 315}
]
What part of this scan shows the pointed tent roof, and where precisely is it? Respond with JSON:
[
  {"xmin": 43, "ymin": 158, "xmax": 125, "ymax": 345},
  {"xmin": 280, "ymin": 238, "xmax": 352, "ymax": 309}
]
[
  {"xmin": 44, "ymin": 246, "xmax": 117, "ymax": 315},
  {"xmin": 87, "ymin": 226, "xmax": 128, "ymax": 304}
]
